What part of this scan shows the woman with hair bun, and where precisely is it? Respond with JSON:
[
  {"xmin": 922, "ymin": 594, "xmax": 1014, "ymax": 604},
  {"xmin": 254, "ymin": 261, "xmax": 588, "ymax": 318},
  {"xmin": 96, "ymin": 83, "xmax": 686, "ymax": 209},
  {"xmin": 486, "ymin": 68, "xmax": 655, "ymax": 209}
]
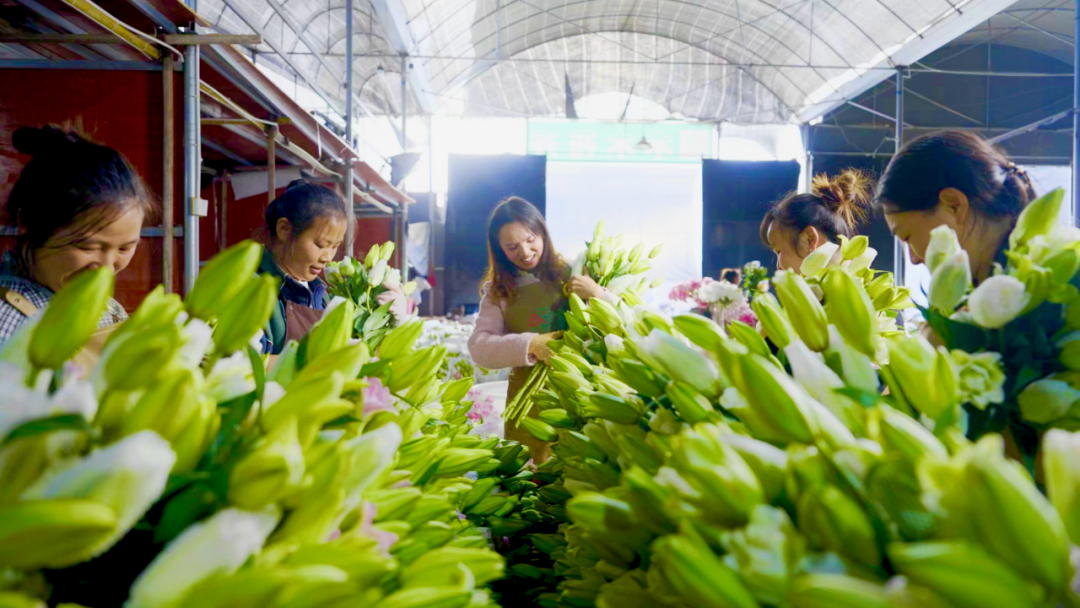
[
  {"xmin": 0, "ymin": 124, "xmax": 154, "ymax": 349},
  {"xmin": 258, "ymin": 179, "xmax": 406, "ymax": 355},
  {"xmin": 875, "ymin": 130, "xmax": 1037, "ymax": 284},
  {"xmin": 760, "ymin": 168, "xmax": 874, "ymax": 273}
]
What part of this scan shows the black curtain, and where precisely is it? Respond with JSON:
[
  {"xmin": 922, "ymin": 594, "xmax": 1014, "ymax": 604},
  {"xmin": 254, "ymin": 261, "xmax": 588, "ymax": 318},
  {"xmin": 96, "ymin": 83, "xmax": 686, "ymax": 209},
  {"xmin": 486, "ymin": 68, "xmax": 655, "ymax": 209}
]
[
  {"xmin": 811, "ymin": 155, "xmax": 895, "ymax": 274},
  {"xmin": 446, "ymin": 154, "xmax": 546, "ymax": 311},
  {"xmin": 702, "ymin": 160, "xmax": 801, "ymax": 279}
]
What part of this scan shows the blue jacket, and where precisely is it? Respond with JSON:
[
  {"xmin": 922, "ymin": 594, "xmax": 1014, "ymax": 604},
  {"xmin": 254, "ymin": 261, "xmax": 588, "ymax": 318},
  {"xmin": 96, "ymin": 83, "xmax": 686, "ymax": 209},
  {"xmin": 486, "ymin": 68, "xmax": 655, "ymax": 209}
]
[{"xmin": 258, "ymin": 247, "xmax": 329, "ymax": 354}]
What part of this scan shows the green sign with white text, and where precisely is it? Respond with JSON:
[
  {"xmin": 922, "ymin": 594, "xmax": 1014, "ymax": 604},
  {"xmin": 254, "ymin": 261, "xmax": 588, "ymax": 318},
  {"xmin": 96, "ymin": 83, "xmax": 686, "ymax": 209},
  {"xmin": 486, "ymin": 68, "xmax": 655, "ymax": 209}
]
[{"xmin": 527, "ymin": 119, "xmax": 714, "ymax": 163}]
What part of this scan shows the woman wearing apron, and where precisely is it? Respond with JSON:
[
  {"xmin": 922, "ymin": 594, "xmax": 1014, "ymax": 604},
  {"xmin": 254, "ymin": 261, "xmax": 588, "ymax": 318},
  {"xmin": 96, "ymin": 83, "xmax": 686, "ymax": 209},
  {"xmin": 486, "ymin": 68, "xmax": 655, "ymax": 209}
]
[
  {"xmin": 0, "ymin": 125, "xmax": 153, "ymax": 371},
  {"xmin": 468, "ymin": 197, "xmax": 611, "ymax": 463},
  {"xmin": 259, "ymin": 180, "xmax": 406, "ymax": 355}
]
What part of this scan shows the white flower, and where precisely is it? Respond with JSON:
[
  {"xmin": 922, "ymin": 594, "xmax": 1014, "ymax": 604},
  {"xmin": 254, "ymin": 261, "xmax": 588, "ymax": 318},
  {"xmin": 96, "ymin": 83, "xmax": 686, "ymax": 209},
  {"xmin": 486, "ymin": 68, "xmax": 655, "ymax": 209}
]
[
  {"xmin": 322, "ymin": 296, "xmax": 349, "ymax": 319},
  {"xmin": 968, "ymin": 275, "xmax": 1031, "ymax": 329},
  {"xmin": 604, "ymin": 334, "xmax": 626, "ymax": 353},
  {"xmin": 0, "ymin": 362, "xmax": 97, "ymax": 439},
  {"xmin": 928, "ymin": 251, "xmax": 972, "ymax": 313},
  {"xmin": 697, "ymin": 281, "xmax": 745, "ymax": 307},
  {"xmin": 24, "ymin": 431, "xmax": 176, "ymax": 560},
  {"xmin": 384, "ymin": 268, "xmax": 402, "ymax": 289},
  {"xmin": 846, "ymin": 247, "xmax": 878, "ymax": 274},
  {"xmin": 606, "ymin": 274, "xmax": 638, "ymax": 296},
  {"xmin": 205, "ymin": 352, "xmax": 255, "ymax": 404},
  {"xmin": 178, "ymin": 318, "xmax": 213, "ymax": 367},
  {"xmin": 925, "ymin": 225, "xmax": 962, "ymax": 274},
  {"xmin": 800, "ymin": 242, "xmax": 840, "ymax": 277},
  {"xmin": 744, "ymin": 260, "xmax": 762, "ymax": 272},
  {"xmin": 325, "ymin": 264, "xmax": 342, "ymax": 285},
  {"xmin": 126, "ymin": 506, "xmax": 281, "ymax": 608},
  {"xmin": 340, "ymin": 423, "xmax": 404, "ymax": 511},
  {"xmin": 369, "ymin": 260, "xmax": 388, "ymax": 287}
]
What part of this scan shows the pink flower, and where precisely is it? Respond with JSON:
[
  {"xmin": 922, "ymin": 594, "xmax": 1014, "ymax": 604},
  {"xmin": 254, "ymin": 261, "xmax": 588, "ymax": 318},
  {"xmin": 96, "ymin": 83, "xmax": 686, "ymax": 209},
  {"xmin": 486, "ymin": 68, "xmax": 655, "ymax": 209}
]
[
  {"xmin": 361, "ymin": 377, "xmax": 394, "ymax": 418},
  {"xmin": 465, "ymin": 390, "xmax": 497, "ymax": 422}
]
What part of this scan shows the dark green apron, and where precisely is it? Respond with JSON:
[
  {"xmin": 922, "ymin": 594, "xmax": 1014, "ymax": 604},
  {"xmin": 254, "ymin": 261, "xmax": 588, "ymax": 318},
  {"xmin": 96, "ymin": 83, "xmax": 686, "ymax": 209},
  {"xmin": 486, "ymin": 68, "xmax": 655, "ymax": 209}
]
[{"xmin": 503, "ymin": 277, "xmax": 568, "ymax": 463}]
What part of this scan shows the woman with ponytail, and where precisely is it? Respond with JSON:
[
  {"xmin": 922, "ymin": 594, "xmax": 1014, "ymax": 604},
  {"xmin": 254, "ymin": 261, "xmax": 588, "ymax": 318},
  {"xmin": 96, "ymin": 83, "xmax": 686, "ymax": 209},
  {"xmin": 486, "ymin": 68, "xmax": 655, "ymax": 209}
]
[
  {"xmin": 875, "ymin": 130, "xmax": 1037, "ymax": 284},
  {"xmin": 257, "ymin": 179, "xmax": 405, "ymax": 355},
  {"xmin": 0, "ymin": 125, "xmax": 154, "ymax": 348},
  {"xmin": 760, "ymin": 168, "xmax": 874, "ymax": 273}
]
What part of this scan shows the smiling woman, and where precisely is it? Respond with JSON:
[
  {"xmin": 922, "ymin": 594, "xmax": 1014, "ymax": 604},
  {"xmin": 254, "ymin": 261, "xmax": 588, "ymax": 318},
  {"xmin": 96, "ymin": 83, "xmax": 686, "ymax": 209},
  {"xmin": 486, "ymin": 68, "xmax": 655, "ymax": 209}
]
[{"xmin": 0, "ymin": 124, "xmax": 154, "ymax": 351}]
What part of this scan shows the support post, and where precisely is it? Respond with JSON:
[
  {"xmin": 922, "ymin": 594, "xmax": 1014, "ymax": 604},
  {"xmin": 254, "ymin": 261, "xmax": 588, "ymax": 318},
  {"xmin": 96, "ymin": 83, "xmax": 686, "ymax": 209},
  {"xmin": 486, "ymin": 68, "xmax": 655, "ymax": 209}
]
[
  {"xmin": 428, "ymin": 113, "xmax": 435, "ymax": 316},
  {"xmin": 267, "ymin": 125, "xmax": 277, "ymax": 205},
  {"xmin": 182, "ymin": 16, "xmax": 200, "ymax": 294},
  {"xmin": 163, "ymin": 54, "xmax": 175, "ymax": 294},
  {"xmin": 803, "ymin": 124, "xmax": 813, "ymax": 193},
  {"xmin": 344, "ymin": 0, "xmax": 356, "ymax": 255},
  {"xmin": 400, "ymin": 53, "xmax": 409, "ymax": 276},
  {"xmin": 894, "ymin": 67, "xmax": 906, "ymax": 289},
  {"xmin": 1074, "ymin": 0, "xmax": 1079, "ymax": 226}
]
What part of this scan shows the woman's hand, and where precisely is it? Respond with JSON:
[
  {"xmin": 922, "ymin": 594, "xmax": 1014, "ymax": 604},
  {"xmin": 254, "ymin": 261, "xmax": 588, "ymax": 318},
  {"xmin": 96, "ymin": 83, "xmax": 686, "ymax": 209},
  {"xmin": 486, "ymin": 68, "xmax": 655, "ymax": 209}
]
[
  {"xmin": 566, "ymin": 274, "xmax": 605, "ymax": 301},
  {"xmin": 376, "ymin": 283, "xmax": 408, "ymax": 324},
  {"xmin": 528, "ymin": 332, "xmax": 561, "ymax": 363}
]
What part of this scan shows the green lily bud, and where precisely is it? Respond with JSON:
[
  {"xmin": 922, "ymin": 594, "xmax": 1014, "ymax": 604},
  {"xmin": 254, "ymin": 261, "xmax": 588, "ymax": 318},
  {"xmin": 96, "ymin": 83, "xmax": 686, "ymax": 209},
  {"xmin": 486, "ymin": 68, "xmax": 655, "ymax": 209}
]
[
  {"xmin": 121, "ymin": 285, "xmax": 184, "ymax": 334},
  {"xmin": 788, "ymin": 574, "xmax": 888, "ymax": 608},
  {"xmin": 846, "ymin": 247, "xmax": 877, "ymax": 274},
  {"xmin": 668, "ymin": 424, "xmax": 764, "ymax": 527},
  {"xmin": 29, "ymin": 266, "xmax": 113, "ymax": 371},
  {"xmin": 967, "ymin": 275, "xmax": 1030, "ymax": 329},
  {"xmin": 649, "ymin": 244, "xmax": 663, "ymax": 259},
  {"xmin": 719, "ymin": 505, "xmax": 805, "ymax": 606},
  {"xmin": 400, "ymin": 547, "xmax": 505, "ymax": 589},
  {"xmin": 379, "ymin": 241, "xmax": 396, "ymax": 262},
  {"xmin": 650, "ymin": 528, "xmax": 757, "ymax": 608},
  {"xmin": 615, "ymin": 435, "xmax": 663, "ymax": 475},
  {"xmin": 588, "ymin": 298, "xmax": 624, "ymax": 333},
  {"xmin": 773, "ymin": 271, "xmax": 829, "ymax": 352},
  {"xmin": 121, "ymin": 369, "xmax": 201, "ymax": 451},
  {"xmin": 635, "ymin": 329, "xmax": 721, "ymax": 398},
  {"xmin": 822, "ymin": 269, "xmax": 877, "ymax": 357},
  {"xmin": 735, "ymin": 353, "xmax": 814, "ymax": 445},
  {"xmin": 951, "ymin": 350, "xmax": 1005, "ymax": 410},
  {"xmin": 379, "ymin": 319, "xmax": 425, "ymax": 361},
  {"xmin": 719, "ymin": 434, "xmax": 787, "ymax": 504},
  {"xmin": 388, "ymin": 346, "xmax": 446, "ymax": 394},
  {"xmin": 672, "ymin": 314, "xmax": 726, "ymax": 354},
  {"xmin": 433, "ymin": 448, "xmax": 499, "ymax": 477},
  {"xmin": 800, "ymin": 242, "xmax": 839, "ymax": 278},
  {"xmin": 664, "ymin": 381, "xmax": 715, "ymax": 424},
  {"xmin": 925, "ymin": 225, "xmax": 962, "ymax": 274},
  {"xmin": 928, "ymin": 251, "xmax": 971, "ymax": 313},
  {"xmin": 581, "ymin": 393, "xmax": 644, "ymax": 425},
  {"xmin": 884, "ymin": 336, "xmax": 958, "ymax": 422},
  {"xmin": 875, "ymin": 406, "xmax": 948, "ymax": 462},
  {"xmin": 566, "ymin": 493, "xmax": 638, "ymax": 535},
  {"xmin": 20, "ymin": 431, "xmax": 175, "ymax": 567},
  {"xmin": 797, "ymin": 485, "xmax": 879, "ymax": 566},
  {"xmin": 0, "ymin": 499, "xmax": 117, "ymax": 570},
  {"xmin": 262, "ymin": 372, "xmax": 345, "ymax": 431},
  {"xmin": 1010, "ymin": 188, "xmax": 1064, "ymax": 250},
  {"xmin": 295, "ymin": 342, "xmax": 369, "ymax": 385},
  {"xmin": 609, "ymin": 356, "xmax": 665, "ymax": 398},
  {"xmin": 752, "ymin": 293, "xmax": 794, "ymax": 349},
  {"xmin": 362, "ymin": 244, "xmax": 378, "ymax": 269},
  {"xmin": 826, "ymin": 326, "xmax": 878, "ymax": 394},
  {"xmin": 840, "ymin": 235, "xmax": 869, "ymax": 262},
  {"xmin": 373, "ymin": 587, "xmax": 472, "ymax": 608},
  {"xmin": 103, "ymin": 323, "xmax": 184, "ymax": 392},
  {"xmin": 889, "ymin": 541, "xmax": 1044, "ymax": 608},
  {"xmin": 303, "ymin": 300, "xmax": 354, "ymax": 365},
  {"xmin": 962, "ymin": 435, "xmax": 1072, "ymax": 591},
  {"xmin": 727, "ymin": 321, "xmax": 772, "ymax": 359},
  {"xmin": 213, "ymin": 274, "xmax": 278, "ymax": 355},
  {"xmin": 1018, "ymin": 378, "xmax": 1080, "ymax": 424},
  {"xmin": 784, "ymin": 340, "xmax": 863, "ymax": 435},
  {"xmin": 229, "ymin": 417, "xmax": 305, "ymax": 510},
  {"xmin": 185, "ymin": 240, "xmax": 263, "ymax": 321},
  {"xmin": 583, "ymin": 423, "xmax": 621, "ymax": 462},
  {"xmin": 170, "ymin": 395, "xmax": 217, "ymax": 474},
  {"xmin": 1043, "ymin": 429, "xmax": 1080, "ymax": 545},
  {"xmin": 440, "ymin": 377, "xmax": 474, "ymax": 404}
]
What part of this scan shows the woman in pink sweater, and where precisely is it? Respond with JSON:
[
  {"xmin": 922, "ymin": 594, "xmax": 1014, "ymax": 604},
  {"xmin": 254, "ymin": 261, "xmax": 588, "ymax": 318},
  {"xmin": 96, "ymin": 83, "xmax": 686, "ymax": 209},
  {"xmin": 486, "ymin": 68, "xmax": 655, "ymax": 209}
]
[{"xmin": 467, "ymin": 197, "xmax": 607, "ymax": 462}]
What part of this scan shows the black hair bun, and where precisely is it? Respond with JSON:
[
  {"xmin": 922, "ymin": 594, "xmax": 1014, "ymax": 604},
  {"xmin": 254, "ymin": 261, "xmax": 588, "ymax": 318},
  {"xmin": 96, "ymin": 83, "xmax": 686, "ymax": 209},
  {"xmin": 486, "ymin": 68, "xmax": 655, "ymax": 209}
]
[
  {"xmin": 12, "ymin": 126, "xmax": 78, "ymax": 157},
  {"xmin": 285, "ymin": 179, "xmax": 310, "ymax": 191}
]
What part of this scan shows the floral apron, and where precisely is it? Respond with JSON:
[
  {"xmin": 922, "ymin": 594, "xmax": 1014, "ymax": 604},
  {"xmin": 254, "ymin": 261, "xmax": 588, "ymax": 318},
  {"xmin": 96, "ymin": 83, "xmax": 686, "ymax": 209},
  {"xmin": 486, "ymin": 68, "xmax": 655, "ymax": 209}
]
[{"xmin": 504, "ymin": 279, "xmax": 569, "ymax": 464}]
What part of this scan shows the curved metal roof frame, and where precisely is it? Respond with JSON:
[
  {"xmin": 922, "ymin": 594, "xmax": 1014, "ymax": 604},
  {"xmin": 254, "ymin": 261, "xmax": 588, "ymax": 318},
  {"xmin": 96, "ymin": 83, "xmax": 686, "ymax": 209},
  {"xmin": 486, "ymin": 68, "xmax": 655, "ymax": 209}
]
[{"xmin": 197, "ymin": 0, "xmax": 1029, "ymax": 123}]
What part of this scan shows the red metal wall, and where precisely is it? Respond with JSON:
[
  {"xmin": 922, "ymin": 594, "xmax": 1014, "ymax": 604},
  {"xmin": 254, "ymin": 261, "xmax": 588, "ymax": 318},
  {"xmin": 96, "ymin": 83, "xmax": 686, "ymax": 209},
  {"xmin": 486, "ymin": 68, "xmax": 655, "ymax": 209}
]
[{"xmin": 0, "ymin": 68, "xmax": 184, "ymax": 309}]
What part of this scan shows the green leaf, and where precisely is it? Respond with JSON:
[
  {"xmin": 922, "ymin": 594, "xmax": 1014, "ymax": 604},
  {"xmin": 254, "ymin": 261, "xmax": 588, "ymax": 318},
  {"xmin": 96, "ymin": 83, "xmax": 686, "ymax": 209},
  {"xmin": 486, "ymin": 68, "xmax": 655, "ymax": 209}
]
[
  {"xmin": 2, "ymin": 414, "xmax": 93, "ymax": 447},
  {"xmin": 154, "ymin": 482, "xmax": 221, "ymax": 544},
  {"xmin": 921, "ymin": 306, "xmax": 989, "ymax": 352},
  {"xmin": 363, "ymin": 301, "xmax": 394, "ymax": 336},
  {"xmin": 834, "ymin": 387, "xmax": 881, "ymax": 409},
  {"xmin": 267, "ymin": 341, "xmax": 299, "ymax": 388},
  {"xmin": 206, "ymin": 391, "xmax": 257, "ymax": 466},
  {"xmin": 360, "ymin": 359, "xmax": 392, "ymax": 378},
  {"xmin": 247, "ymin": 344, "xmax": 266, "ymax": 404}
]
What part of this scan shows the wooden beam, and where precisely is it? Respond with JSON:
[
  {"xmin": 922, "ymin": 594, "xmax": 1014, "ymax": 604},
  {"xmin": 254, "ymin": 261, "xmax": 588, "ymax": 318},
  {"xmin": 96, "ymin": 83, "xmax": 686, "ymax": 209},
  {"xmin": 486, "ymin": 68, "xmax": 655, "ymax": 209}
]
[
  {"xmin": 162, "ymin": 34, "xmax": 261, "ymax": 46},
  {"xmin": 201, "ymin": 118, "xmax": 253, "ymax": 126},
  {"xmin": 0, "ymin": 33, "xmax": 261, "ymax": 46},
  {"xmin": 163, "ymin": 55, "xmax": 175, "ymax": 294},
  {"xmin": 267, "ymin": 125, "xmax": 277, "ymax": 206}
]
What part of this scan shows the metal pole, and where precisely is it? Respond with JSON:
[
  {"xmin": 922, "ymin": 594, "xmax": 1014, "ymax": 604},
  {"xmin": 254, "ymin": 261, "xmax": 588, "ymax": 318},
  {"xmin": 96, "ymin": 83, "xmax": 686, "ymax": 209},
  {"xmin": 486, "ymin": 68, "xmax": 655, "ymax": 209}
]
[
  {"xmin": 163, "ymin": 55, "xmax": 175, "ymax": 294},
  {"xmin": 803, "ymin": 124, "xmax": 813, "ymax": 193},
  {"xmin": 183, "ymin": 12, "xmax": 201, "ymax": 294},
  {"xmin": 400, "ymin": 54, "xmax": 409, "ymax": 276},
  {"xmin": 1074, "ymin": 0, "xmax": 1079, "ymax": 226},
  {"xmin": 894, "ymin": 67, "xmax": 906, "ymax": 289},
  {"xmin": 344, "ymin": 0, "xmax": 356, "ymax": 256},
  {"xmin": 428, "ymin": 113, "xmax": 435, "ymax": 316}
]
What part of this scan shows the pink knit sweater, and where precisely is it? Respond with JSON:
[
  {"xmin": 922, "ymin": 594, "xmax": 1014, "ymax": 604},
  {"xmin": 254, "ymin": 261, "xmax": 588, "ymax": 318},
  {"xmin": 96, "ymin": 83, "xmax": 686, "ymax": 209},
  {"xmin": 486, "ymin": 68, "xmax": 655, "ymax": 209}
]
[{"xmin": 467, "ymin": 276, "xmax": 617, "ymax": 370}]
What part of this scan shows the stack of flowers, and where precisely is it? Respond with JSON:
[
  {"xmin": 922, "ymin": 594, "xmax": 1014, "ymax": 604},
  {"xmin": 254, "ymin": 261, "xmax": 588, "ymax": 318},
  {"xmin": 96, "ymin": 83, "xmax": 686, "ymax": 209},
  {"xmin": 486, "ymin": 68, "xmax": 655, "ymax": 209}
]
[
  {"xmin": 491, "ymin": 199, "xmax": 1080, "ymax": 607},
  {"xmin": 323, "ymin": 242, "xmax": 416, "ymax": 350},
  {"xmin": 414, "ymin": 319, "xmax": 508, "ymax": 385},
  {"xmin": 568, "ymin": 221, "xmax": 663, "ymax": 308},
  {"xmin": 0, "ymin": 240, "xmax": 519, "ymax": 608}
]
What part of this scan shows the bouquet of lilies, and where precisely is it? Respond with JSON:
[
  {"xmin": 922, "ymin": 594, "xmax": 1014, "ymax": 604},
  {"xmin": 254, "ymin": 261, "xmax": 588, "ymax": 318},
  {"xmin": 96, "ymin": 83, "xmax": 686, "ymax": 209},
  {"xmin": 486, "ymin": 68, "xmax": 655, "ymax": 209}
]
[
  {"xmin": 0, "ymin": 240, "xmax": 521, "ymax": 608},
  {"xmin": 323, "ymin": 242, "xmax": 416, "ymax": 350}
]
